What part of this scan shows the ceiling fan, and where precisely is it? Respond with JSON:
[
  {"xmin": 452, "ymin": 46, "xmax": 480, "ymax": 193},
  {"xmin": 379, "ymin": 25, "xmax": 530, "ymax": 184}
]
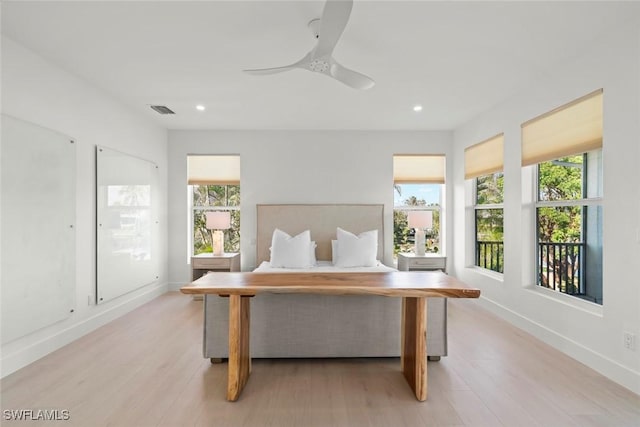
[{"xmin": 243, "ymin": 0, "xmax": 375, "ymax": 90}]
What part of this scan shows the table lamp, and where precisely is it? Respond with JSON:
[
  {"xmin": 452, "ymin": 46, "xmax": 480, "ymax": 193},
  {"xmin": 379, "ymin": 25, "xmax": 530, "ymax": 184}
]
[
  {"xmin": 407, "ymin": 211, "xmax": 432, "ymax": 256},
  {"xmin": 206, "ymin": 211, "xmax": 231, "ymax": 256}
]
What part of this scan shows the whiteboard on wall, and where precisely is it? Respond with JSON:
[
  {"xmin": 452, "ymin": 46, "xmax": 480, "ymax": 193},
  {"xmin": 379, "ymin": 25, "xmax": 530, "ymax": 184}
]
[
  {"xmin": 1, "ymin": 115, "xmax": 76, "ymax": 344},
  {"xmin": 96, "ymin": 146, "xmax": 160, "ymax": 304}
]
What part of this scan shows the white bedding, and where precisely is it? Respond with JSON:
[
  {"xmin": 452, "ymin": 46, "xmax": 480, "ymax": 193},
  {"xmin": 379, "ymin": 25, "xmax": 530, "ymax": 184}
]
[{"xmin": 254, "ymin": 260, "xmax": 397, "ymax": 273}]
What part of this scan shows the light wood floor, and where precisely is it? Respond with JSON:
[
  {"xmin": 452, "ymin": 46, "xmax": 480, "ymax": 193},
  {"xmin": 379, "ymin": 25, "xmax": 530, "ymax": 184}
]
[{"xmin": 1, "ymin": 292, "xmax": 638, "ymax": 427}]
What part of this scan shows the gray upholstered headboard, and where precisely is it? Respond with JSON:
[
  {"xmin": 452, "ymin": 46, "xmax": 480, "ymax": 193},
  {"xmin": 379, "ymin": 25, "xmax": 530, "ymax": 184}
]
[{"xmin": 256, "ymin": 204, "xmax": 384, "ymax": 264}]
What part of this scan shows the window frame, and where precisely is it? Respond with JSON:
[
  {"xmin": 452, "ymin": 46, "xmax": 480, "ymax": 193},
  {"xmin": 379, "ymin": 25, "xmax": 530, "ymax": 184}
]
[
  {"xmin": 188, "ymin": 184, "xmax": 241, "ymax": 258},
  {"xmin": 533, "ymin": 151, "xmax": 603, "ymax": 303}
]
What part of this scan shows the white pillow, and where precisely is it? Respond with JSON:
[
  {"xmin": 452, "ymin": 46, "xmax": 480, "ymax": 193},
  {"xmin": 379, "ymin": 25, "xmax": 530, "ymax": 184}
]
[
  {"xmin": 269, "ymin": 229, "xmax": 312, "ymax": 268},
  {"xmin": 334, "ymin": 227, "xmax": 378, "ymax": 268},
  {"xmin": 310, "ymin": 241, "xmax": 318, "ymax": 266},
  {"xmin": 269, "ymin": 240, "xmax": 316, "ymax": 265},
  {"xmin": 331, "ymin": 240, "xmax": 338, "ymax": 265}
]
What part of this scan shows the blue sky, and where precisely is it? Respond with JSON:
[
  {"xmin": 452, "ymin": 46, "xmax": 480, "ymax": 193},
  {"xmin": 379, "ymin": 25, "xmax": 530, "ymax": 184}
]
[{"xmin": 393, "ymin": 184, "xmax": 441, "ymax": 206}]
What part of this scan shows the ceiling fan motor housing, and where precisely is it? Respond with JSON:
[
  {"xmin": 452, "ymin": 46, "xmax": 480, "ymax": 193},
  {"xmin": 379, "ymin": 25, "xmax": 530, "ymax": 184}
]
[{"xmin": 309, "ymin": 59, "xmax": 330, "ymax": 73}]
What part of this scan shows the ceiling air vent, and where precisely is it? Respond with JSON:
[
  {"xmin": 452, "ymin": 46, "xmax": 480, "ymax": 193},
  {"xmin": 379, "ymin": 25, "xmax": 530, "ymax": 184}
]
[{"xmin": 150, "ymin": 105, "xmax": 175, "ymax": 115}]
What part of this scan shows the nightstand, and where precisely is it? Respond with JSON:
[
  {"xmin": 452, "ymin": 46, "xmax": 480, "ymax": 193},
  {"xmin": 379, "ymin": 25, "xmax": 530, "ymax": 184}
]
[
  {"xmin": 191, "ymin": 253, "xmax": 241, "ymax": 300},
  {"xmin": 397, "ymin": 253, "xmax": 446, "ymax": 272},
  {"xmin": 397, "ymin": 252, "xmax": 447, "ymax": 361},
  {"xmin": 192, "ymin": 253, "xmax": 241, "ymax": 280}
]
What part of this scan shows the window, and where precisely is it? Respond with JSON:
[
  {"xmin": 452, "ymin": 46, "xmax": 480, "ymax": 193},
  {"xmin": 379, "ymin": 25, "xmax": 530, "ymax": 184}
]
[
  {"xmin": 535, "ymin": 153, "xmax": 602, "ymax": 303},
  {"xmin": 523, "ymin": 90, "xmax": 603, "ymax": 304},
  {"xmin": 187, "ymin": 155, "xmax": 240, "ymax": 256},
  {"xmin": 465, "ymin": 133, "xmax": 504, "ymax": 273},
  {"xmin": 475, "ymin": 173, "xmax": 504, "ymax": 272},
  {"xmin": 191, "ymin": 185, "xmax": 240, "ymax": 255},
  {"xmin": 393, "ymin": 155, "xmax": 445, "ymax": 256}
]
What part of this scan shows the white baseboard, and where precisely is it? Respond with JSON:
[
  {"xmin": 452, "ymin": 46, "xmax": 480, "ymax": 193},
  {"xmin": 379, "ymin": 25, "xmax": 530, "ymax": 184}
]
[
  {"xmin": 168, "ymin": 282, "xmax": 184, "ymax": 291},
  {"xmin": 477, "ymin": 296, "xmax": 640, "ymax": 396},
  {"xmin": 1, "ymin": 282, "xmax": 168, "ymax": 378}
]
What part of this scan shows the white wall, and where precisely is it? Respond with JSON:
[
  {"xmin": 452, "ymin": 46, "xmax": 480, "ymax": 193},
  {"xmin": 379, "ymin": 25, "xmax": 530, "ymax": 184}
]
[
  {"xmin": 0, "ymin": 37, "xmax": 169, "ymax": 377},
  {"xmin": 167, "ymin": 130, "xmax": 452, "ymax": 283},
  {"xmin": 451, "ymin": 21, "xmax": 640, "ymax": 394}
]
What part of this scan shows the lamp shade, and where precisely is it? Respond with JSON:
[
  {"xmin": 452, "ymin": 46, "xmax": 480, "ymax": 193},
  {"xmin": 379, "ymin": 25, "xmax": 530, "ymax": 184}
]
[
  {"xmin": 407, "ymin": 211, "xmax": 432, "ymax": 229},
  {"xmin": 205, "ymin": 211, "xmax": 231, "ymax": 230}
]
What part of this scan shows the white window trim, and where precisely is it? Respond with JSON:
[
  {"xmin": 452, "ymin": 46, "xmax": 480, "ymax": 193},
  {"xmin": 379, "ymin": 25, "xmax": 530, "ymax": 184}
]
[
  {"xmin": 532, "ymin": 152, "xmax": 603, "ymax": 303},
  {"xmin": 393, "ymin": 184, "xmax": 444, "ymax": 255},
  {"xmin": 524, "ymin": 283, "xmax": 604, "ymax": 317},
  {"xmin": 394, "ymin": 205, "xmax": 441, "ymax": 212},
  {"xmin": 521, "ymin": 162, "xmax": 603, "ymax": 313},
  {"xmin": 474, "ymin": 203, "xmax": 503, "ymax": 210},
  {"xmin": 193, "ymin": 206, "xmax": 241, "ymax": 212},
  {"xmin": 535, "ymin": 198, "xmax": 602, "ymax": 208}
]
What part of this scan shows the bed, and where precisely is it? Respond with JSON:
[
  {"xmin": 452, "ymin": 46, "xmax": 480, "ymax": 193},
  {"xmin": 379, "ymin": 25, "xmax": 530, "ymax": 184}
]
[{"xmin": 202, "ymin": 204, "xmax": 447, "ymax": 360}]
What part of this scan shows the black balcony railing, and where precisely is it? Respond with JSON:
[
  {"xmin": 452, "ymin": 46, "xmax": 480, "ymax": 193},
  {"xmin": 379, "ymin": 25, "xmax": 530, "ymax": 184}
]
[
  {"xmin": 477, "ymin": 241, "xmax": 588, "ymax": 298},
  {"xmin": 538, "ymin": 242, "xmax": 585, "ymax": 296},
  {"xmin": 476, "ymin": 241, "xmax": 504, "ymax": 273}
]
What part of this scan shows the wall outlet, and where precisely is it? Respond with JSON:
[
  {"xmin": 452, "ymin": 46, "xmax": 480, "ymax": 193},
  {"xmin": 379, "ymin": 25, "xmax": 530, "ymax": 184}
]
[{"xmin": 623, "ymin": 332, "xmax": 636, "ymax": 350}]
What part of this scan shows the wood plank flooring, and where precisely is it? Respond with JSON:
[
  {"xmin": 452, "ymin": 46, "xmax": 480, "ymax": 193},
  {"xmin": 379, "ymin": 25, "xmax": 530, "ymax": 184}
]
[{"xmin": 1, "ymin": 292, "xmax": 638, "ymax": 426}]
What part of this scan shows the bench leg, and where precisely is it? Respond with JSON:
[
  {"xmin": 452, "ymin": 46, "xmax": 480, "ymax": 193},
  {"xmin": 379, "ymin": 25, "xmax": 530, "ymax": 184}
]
[
  {"xmin": 401, "ymin": 296, "xmax": 427, "ymax": 401},
  {"xmin": 227, "ymin": 295, "xmax": 251, "ymax": 401}
]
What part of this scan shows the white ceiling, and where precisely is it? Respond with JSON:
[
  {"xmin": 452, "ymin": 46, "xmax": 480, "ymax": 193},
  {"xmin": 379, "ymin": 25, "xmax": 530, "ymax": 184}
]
[{"xmin": 2, "ymin": 1, "xmax": 637, "ymax": 130}]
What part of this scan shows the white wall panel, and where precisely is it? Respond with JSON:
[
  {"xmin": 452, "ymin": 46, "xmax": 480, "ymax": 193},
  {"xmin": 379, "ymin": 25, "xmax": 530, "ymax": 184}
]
[{"xmin": 1, "ymin": 115, "xmax": 76, "ymax": 343}]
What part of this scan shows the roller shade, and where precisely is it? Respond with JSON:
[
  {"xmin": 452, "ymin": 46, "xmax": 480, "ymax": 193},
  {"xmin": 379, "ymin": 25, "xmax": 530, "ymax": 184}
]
[
  {"xmin": 187, "ymin": 155, "xmax": 240, "ymax": 185},
  {"xmin": 522, "ymin": 89, "xmax": 603, "ymax": 166},
  {"xmin": 393, "ymin": 155, "xmax": 445, "ymax": 184},
  {"xmin": 464, "ymin": 133, "xmax": 504, "ymax": 180}
]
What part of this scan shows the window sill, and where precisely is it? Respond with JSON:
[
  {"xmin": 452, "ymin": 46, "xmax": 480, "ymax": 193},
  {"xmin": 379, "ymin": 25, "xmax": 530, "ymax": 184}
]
[
  {"xmin": 466, "ymin": 266, "xmax": 504, "ymax": 282},
  {"xmin": 524, "ymin": 284, "xmax": 603, "ymax": 317}
]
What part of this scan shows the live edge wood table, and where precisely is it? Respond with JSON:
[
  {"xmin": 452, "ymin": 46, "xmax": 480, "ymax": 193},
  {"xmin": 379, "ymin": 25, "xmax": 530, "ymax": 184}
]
[{"xmin": 180, "ymin": 271, "xmax": 480, "ymax": 402}]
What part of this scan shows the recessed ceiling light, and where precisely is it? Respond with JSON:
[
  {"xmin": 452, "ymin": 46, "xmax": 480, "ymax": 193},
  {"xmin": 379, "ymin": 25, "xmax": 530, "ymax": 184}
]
[
  {"xmin": 413, "ymin": 105, "xmax": 423, "ymax": 112},
  {"xmin": 196, "ymin": 105, "xmax": 206, "ymax": 111}
]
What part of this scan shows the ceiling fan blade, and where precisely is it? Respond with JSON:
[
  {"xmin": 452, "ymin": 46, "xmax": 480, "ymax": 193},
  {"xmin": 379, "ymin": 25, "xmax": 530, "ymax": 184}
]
[
  {"xmin": 329, "ymin": 61, "xmax": 375, "ymax": 90},
  {"xmin": 244, "ymin": 52, "xmax": 311, "ymax": 76},
  {"xmin": 314, "ymin": 0, "xmax": 353, "ymax": 58},
  {"xmin": 243, "ymin": 65, "xmax": 298, "ymax": 75}
]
